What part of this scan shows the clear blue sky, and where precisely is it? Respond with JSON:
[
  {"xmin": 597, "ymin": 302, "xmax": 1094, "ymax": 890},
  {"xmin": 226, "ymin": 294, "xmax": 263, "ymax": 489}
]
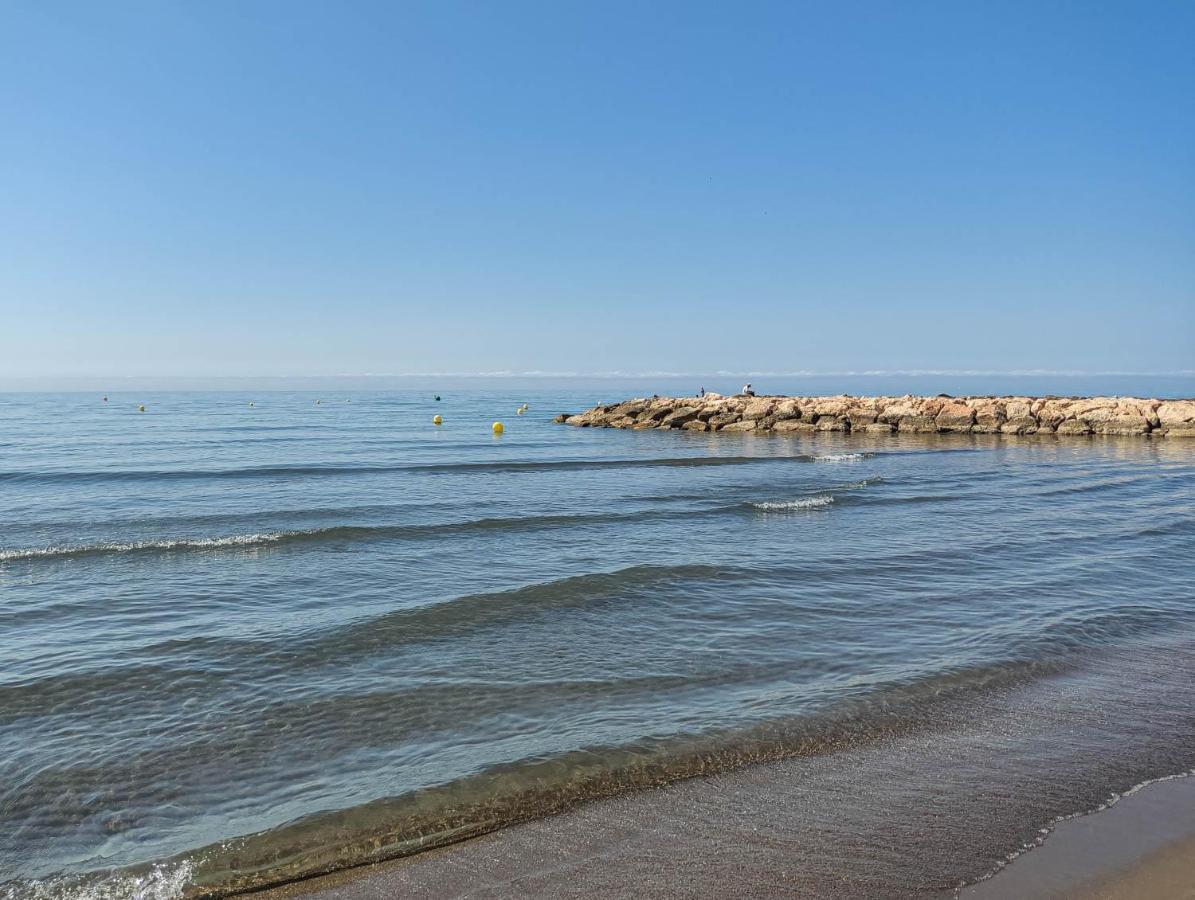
[{"xmin": 2, "ymin": 1, "xmax": 1192, "ymax": 378}]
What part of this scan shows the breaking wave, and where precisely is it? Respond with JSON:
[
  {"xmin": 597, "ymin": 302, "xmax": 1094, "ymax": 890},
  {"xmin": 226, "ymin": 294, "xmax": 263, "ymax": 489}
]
[
  {"xmin": 0, "ymin": 533, "xmax": 289, "ymax": 562},
  {"xmin": 0, "ymin": 860, "xmax": 194, "ymax": 900},
  {"xmin": 751, "ymin": 495, "xmax": 835, "ymax": 512}
]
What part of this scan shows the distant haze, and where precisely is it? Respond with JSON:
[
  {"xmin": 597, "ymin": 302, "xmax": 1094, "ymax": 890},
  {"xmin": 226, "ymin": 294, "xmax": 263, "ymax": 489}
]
[{"xmin": 1, "ymin": 2, "xmax": 1192, "ymax": 377}]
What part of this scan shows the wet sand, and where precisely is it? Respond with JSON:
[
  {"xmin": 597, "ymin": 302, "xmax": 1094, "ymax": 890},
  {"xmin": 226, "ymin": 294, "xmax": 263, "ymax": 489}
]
[
  {"xmin": 962, "ymin": 774, "xmax": 1195, "ymax": 899},
  {"xmin": 252, "ymin": 772, "xmax": 1195, "ymax": 900},
  {"xmin": 245, "ymin": 643, "xmax": 1195, "ymax": 900}
]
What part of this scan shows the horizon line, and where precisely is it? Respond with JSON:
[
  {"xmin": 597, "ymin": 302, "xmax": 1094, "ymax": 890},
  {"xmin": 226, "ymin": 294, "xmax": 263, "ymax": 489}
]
[{"xmin": 2, "ymin": 369, "xmax": 1194, "ymax": 381}]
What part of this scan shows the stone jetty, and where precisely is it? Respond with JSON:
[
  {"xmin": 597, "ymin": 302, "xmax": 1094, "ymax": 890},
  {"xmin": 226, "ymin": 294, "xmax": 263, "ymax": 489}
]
[{"xmin": 561, "ymin": 395, "xmax": 1195, "ymax": 437}]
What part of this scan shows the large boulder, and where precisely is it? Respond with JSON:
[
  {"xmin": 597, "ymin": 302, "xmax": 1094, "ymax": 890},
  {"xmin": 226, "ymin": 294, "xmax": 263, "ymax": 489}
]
[
  {"xmin": 1158, "ymin": 401, "xmax": 1195, "ymax": 434},
  {"xmin": 1000, "ymin": 417, "xmax": 1038, "ymax": 435},
  {"xmin": 611, "ymin": 399, "xmax": 650, "ymax": 419},
  {"xmin": 878, "ymin": 398, "xmax": 921, "ymax": 424},
  {"xmin": 809, "ymin": 396, "xmax": 852, "ymax": 417},
  {"xmin": 1005, "ymin": 399, "xmax": 1034, "ymax": 420},
  {"xmin": 744, "ymin": 398, "xmax": 776, "ymax": 419},
  {"xmin": 969, "ymin": 399, "xmax": 1006, "ymax": 433},
  {"xmin": 661, "ymin": 406, "xmax": 701, "ymax": 428},
  {"xmin": 1082, "ymin": 403, "xmax": 1151, "ymax": 435},
  {"xmin": 1034, "ymin": 399, "xmax": 1071, "ymax": 430},
  {"xmin": 773, "ymin": 399, "xmax": 802, "ymax": 421},
  {"xmin": 936, "ymin": 401, "xmax": 976, "ymax": 432},
  {"xmin": 719, "ymin": 419, "xmax": 759, "ymax": 432},
  {"xmin": 1055, "ymin": 419, "xmax": 1093, "ymax": 435},
  {"xmin": 707, "ymin": 412, "xmax": 742, "ymax": 429},
  {"xmin": 898, "ymin": 416, "xmax": 939, "ymax": 433},
  {"xmin": 635, "ymin": 403, "xmax": 673, "ymax": 425},
  {"xmin": 773, "ymin": 419, "xmax": 816, "ymax": 433}
]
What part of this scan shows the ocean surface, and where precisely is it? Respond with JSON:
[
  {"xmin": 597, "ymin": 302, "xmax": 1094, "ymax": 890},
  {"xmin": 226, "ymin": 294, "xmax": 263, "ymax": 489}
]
[{"xmin": 2, "ymin": 381, "xmax": 1194, "ymax": 898}]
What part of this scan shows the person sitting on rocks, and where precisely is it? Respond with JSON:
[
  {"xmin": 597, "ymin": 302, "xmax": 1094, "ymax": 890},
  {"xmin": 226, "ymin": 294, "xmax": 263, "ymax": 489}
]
[{"xmin": 742, "ymin": 383, "xmax": 755, "ymax": 397}]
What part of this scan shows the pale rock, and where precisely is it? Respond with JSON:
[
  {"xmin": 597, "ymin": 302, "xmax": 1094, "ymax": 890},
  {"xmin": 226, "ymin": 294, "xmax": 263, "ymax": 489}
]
[
  {"xmin": 773, "ymin": 419, "xmax": 816, "ymax": 433},
  {"xmin": 1158, "ymin": 400, "xmax": 1195, "ymax": 427},
  {"xmin": 1055, "ymin": 419, "xmax": 1093, "ymax": 435},
  {"xmin": 936, "ymin": 401, "xmax": 975, "ymax": 432},
  {"xmin": 719, "ymin": 419, "xmax": 759, "ymax": 432},
  {"xmin": 898, "ymin": 416, "xmax": 939, "ymax": 433},
  {"xmin": 744, "ymin": 398, "xmax": 776, "ymax": 419},
  {"xmin": 1000, "ymin": 417, "xmax": 1038, "ymax": 435},
  {"xmin": 815, "ymin": 416, "xmax": 848, "ymax": 431},
  {"xmin": 661, "ymin": 407, "xmax": 701, "ymax": 428}
]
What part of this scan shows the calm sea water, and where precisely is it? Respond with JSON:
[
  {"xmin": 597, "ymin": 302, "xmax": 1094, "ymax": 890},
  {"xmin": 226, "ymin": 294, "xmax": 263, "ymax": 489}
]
[{"xmin": 2, "ymin": 384, "xmax": 1194, "ymax": 898}]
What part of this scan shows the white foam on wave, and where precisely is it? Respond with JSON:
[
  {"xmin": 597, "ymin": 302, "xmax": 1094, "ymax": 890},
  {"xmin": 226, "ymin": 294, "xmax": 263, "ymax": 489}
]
[
  {"xmin": 845, "ymin": 477, "xmax": 880, "ymax": 489},
  {"xmin": 0, "ymin": 533, "xmax": 289, "ymax": 562},
  {"xmin": 1, "ymin": 860, "xmax": 194, "ymax": 900},
  {"xmin": 752, "ymin": 495, "xmax": 835, "ymax": 512},
  {"xmin": 813, "ymin": 453, "xmax": 866, "ymax": 462}
]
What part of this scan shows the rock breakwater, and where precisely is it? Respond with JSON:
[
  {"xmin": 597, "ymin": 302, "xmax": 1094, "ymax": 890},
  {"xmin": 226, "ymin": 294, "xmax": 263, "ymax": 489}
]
[{"xmin": 563, "ymin": 395, "xmax": 1195, "ymax": 437}]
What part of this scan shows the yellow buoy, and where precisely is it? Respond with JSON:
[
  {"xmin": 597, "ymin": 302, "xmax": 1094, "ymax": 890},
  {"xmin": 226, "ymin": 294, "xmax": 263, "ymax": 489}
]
[
  {"xmin": 433, "ymin": 414, "xmax": 442, "ymax": 425},
  {"xmin": 492, "ymin": 421, "xmax": 504, "ymax": 435},
  {"xmin": 138, "ymin": 404, "xmax": 145, "ymax": 413}
]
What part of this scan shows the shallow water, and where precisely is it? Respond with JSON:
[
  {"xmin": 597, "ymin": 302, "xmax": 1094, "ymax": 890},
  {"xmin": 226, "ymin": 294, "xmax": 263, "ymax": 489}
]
[{"xmin": 1, "ymin": 389, "xmax": 1193, "ymax": 897}]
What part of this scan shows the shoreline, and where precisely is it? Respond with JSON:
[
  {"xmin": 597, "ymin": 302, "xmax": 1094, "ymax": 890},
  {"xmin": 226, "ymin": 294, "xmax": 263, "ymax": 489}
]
[
  {"xmin": 563, "ymin": 394, "xmax": 1195, "ymax": 437},
  {"xmin": 241, "ymin": 640, "xmax": 1195, "ymax": 899},
  {"xmin": 960, "ymin": 771, "xmax": 1195, "ymax": 899},
  {"xmin": 246, "ymin": 769, "xmax": 1195, "ymax": 900}
]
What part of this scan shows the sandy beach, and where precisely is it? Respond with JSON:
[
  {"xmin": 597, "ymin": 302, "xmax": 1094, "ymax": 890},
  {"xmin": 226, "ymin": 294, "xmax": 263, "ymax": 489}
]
[{"xmin": 963, "ymin": 774, "xmax": 1195, "ymax": 899}]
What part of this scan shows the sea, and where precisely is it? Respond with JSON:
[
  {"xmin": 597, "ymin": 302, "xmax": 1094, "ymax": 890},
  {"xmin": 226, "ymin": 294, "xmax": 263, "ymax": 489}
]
[{"xmin": 2, "ymin": 374, "xmax": 1194, "ymax": 898}]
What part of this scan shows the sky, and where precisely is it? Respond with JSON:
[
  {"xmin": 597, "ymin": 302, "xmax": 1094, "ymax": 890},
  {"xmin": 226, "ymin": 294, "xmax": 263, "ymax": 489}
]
[{"xmin": 1, "ymin": 1, "xmax": 1192, "ymax": 380}]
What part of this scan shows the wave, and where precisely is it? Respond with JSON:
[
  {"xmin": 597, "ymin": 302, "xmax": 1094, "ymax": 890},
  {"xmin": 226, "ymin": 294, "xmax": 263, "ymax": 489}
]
[
  {"xmin": 0, "ymin": 861, "xmax": 194, "ymax": 900},
  {"xmin": 0, "ymin": 533, "xmax": 290, "ymax": 562},
  {"xmin": 0, "ymin": 510, "xmax": 709, "ymax": 563},
  {"xmin": 751, "ymin": 495, "xmax": 835, "ymax": 511},
  {"xmin": 0, "ymin": 454, "xmax": 822, "ymax": 484},
  {"xmin": 1, "ymin": 480, "xmax": 886, "ymax": 563},
  {"xmin": 813, "ymin": 453, "xmax": 866, "ymax": 462},
  {"xmin": 7, "ymin": 657, "xmax": 1059, "ymax": 900}
]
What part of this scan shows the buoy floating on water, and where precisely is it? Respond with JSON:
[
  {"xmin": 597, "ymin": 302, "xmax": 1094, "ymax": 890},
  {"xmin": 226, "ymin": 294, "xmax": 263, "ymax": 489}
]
[
  {"xmin": 492, "ymin": 421, "xmax": 504, "ymax": 435},
  {"xmin": 102, "ymin": 396, "xmax": 108, "ymax": 402},
  {"xmin": 138, "ymin": 404, "xmax": 145, "ymax": 413},
  {"xmin": 433, "ymin": 395, "xmax": 441, "ymax": 402},
  {"xmin": 248, "ymin": 402, "xmax": 254, "ymax": 407},
  {"xmin": 433, "ymin": 415, "xmax": 442, "ymax": 425}
]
